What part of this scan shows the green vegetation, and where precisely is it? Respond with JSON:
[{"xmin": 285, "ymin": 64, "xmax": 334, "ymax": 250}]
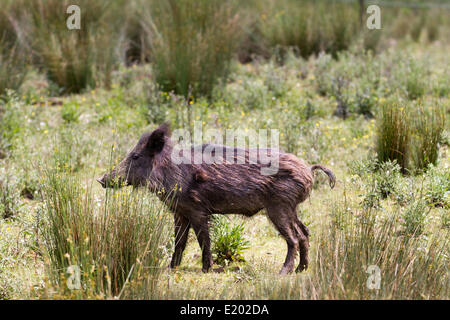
[
  {"xmin": 1, "ymin": 0, "xmax": 449, "ymax": 96},
  {"xmin": 39, "ymin": 164, "xmax": 171, "ymax": 299},
  {"xmin": 0, "ymin": 0, "xmax": 449, "ymax": 300},
  {"xmin": 211, "ymin": 215, "xmax": 250, "ymax": 265},
  {"xmin": 376, "ymin": 101, "xmax": 411, "ymax": 172}
]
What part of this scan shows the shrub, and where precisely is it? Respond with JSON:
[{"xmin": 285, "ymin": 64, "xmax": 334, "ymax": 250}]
[
  {"xmin": 424, "ymin": 165, "xmax": 450, "ymax": 209},
  {"xmin": 402, "ymin": 198, "xmax": 430, "ymax": 236},
  {"xmin": 61, "ymin": 102, "xmax": 81, "ymax": 124},
  {"xmin": 354, "ymin": 90, "xmax": 376, "ymax": 119},
  {"xmin": 351, "ymin": 159, "xmax": 401, "ymax": 209},
  {"xmin": 331, "ymin": 76, "xmax": 350, "ymax": 119},
  {"xmin": 392, "ymin": 57, "xmax": 428, "ymax": 100},
  {"xmin": 376, "ymin": 102, "xmax": 410, "ymax": 173},
  {"xmin": 314, "ymin": 53, "xmax": 333, "ymax": 96},
  {"xmin": 375, "ymin": 161, "xmax": 402, "ymax": 199},
  {"xmin": 211, "ymin": 215, "xmax": 249, "ymax": 265},
  {"xmin": 141, "ymin": 0, "xmax": 242, "ymax": 98},
  {"xmin": 404, "ymin": 61, "xmax": 427, "ymax": 100}
]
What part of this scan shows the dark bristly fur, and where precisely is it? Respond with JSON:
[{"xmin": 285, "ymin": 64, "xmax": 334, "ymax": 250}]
[{"xmin": 98, "ymin": 124, "xmax": 336, "ymax": 274}]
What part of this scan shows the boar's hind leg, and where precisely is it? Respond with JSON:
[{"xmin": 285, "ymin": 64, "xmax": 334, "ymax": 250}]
[
  {"xmin": 293, "ymin": 216, "xmax": 309, "ymax": 273},
  {"xmin": 190, "ymin": 213, "xmax": 213, "ymax": 273},
  {"xmin": 266, "ymin": 206, "xmax": 299, "ymax": 275},
  {"xmin": 170, "ymin": 213, "xmax": 191, "ymax": 269}
]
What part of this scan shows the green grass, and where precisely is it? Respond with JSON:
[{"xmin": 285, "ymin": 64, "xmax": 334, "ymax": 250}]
[
  {"xmin": 1, "ymin": 0, "xmax": 449, "ymax": 98},
  {"xmin": 38, "ymin": 164, "xmax": 171, "ymax": 299},
  {"xmin": 0, "ymin": 39, "xmax": 448, "ymax": 299},
  {"xmin": 140, "ymin": 0, "xmax": 241, "ymax": 98},
  {"xmin": 410, "ymin": 103, "xmax": 446, "ymax": 172},
  {"xmin": 376, "ymin": 101, "xmax": 410, "ymax": 172}
]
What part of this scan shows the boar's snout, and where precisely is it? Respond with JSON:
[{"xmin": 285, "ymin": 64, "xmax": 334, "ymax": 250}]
[
  {"xmin": 96, "ymin": 174, "xmax": 107, "ymax": 188},
  {"xmin": 96, "ymin": 171, "xmax": 127, "ymax": 188}
]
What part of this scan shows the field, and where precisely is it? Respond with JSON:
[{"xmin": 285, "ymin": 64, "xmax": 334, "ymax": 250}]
[{"xmin": 0, "ymin": 0, "xmax": 449, "ymax": 300}]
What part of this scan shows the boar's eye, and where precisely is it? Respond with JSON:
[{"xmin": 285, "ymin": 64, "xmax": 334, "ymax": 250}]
[{"xmin": 131, "ymin": 153, "xmax": 140, "ymax": 160}]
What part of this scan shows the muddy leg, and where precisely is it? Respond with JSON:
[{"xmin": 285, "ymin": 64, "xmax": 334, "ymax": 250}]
[
  {"xmin": 267, "ymin": 206, "xmax": 299, "ymax": 275},
  {"xmin": 294, "ymin": 217, "xmax": 309, "ymax": 272},
  {"xmin": 170, "ymin": 213, "xmax": 191, "ymax": 269},
  {"xmin": 190, "ymin": 214, "xmax": 213, "ymax": 273}
]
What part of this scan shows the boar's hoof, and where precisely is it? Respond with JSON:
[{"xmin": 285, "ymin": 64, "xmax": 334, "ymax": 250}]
[
  {"xmin": 201, "ymin": 260, "xmax": 213, "ymax": 273},
  {"xmin": 295, "ymin": 263, "xmax": 308, "ymax": 273},
  {"xmin": 279, "ymin": 267, "xmax": 294, "ymax": 275}
]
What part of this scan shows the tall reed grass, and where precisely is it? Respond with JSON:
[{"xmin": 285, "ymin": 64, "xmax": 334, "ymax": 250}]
[
  {"xmin": 151, "ymin": 199, "xmax": 449, "ymax": 299},
  {"xmin": 238, "ymin": 205, "xmax": 448, "ymax": 299},
  {"xmin": 376, "ymin": 102, "xmax": 410, "ymax": 172},
  {"xmin": 259, "ymin": 0, "xmax": 361, "ymax": 58},
  {"xmin": 0, "ymin": 45, "xmax": 27, "ymax": 96},
  {"xmin": 1, "ymin": 0, "xmax": 449, "ymax": 97},
  {"xmin": 410, "ymin": 103, "xmax": 445, "ymax": 172},
  {"xmin": 12, "ymin": 0, "xmax": 127, "ymax": 94},
  {"xmin": 376, "ymin": 100, "xmax": 445, "ymax": 174},
  {"xmin": 140, "ymin": 0, "xmax": 242, "ymax": 98},
  {"xmin": 39, "ymin": 166, "xmax": 171, "ymax": 298}
]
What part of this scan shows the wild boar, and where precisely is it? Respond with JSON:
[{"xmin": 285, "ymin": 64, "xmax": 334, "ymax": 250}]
[{"xmin": 97, "ymin": 124, "xmax": 335, "ymax": 274}]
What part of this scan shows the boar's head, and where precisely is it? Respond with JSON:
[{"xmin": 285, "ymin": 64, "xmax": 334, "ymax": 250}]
[{"xmin": 97, "ymin": 124, "xmax": 172, "ymax": 190}]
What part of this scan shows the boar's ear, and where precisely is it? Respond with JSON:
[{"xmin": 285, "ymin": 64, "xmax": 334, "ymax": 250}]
[{"xmin": 147, "ymin": 123, "xmax": 170, "ymax": 153}]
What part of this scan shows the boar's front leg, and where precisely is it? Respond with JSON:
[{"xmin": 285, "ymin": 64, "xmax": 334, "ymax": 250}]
[
  {"xmin": 190, "ymin": 213, "xmax": 213, "ymax": 273},
  {"xmin": 170, "ymin": 213, "xmax": 191, "ymax": 269}
]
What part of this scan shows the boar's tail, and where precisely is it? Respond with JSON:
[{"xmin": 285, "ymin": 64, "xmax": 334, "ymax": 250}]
[{"xmin": 310, "ymin": 164, "xmax": 336, "ymax": 189}]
